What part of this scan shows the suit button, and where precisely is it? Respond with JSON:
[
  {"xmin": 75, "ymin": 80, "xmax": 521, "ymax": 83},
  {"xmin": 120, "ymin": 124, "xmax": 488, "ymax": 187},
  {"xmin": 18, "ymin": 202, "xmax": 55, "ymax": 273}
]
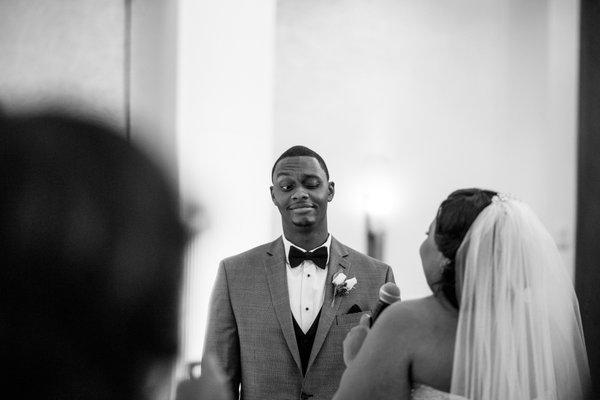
[{"xmin": 300, "ymin": 391, "xmax": 313, "ymax": 399}]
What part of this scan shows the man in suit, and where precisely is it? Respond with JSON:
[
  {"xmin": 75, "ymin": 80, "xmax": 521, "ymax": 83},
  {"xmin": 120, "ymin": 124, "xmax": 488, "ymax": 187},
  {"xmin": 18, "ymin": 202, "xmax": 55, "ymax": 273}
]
[{"xmin": 204, "ymin": 146, "xmax": 395, "ymax": 400}]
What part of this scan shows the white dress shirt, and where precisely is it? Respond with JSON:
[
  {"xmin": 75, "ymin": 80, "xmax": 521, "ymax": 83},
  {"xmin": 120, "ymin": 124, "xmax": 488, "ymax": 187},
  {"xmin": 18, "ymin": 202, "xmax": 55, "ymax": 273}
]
[{"xmin": 282, "ymin": 234, "xmax": 331, "ymax": 333}]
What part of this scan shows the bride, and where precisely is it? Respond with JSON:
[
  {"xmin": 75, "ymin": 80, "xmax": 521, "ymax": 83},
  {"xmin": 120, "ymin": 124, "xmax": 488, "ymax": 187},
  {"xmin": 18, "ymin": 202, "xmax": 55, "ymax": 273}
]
[{"xmin": 333, "ymin": 189, "xmax": 590, "ymax": 400}]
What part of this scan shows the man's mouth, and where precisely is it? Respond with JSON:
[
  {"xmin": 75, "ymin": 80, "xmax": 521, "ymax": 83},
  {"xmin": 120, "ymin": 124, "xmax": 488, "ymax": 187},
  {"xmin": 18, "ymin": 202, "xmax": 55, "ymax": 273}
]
[{"xmin": 288, "ymin": 203, "xmax": 316, "ymax": 211}]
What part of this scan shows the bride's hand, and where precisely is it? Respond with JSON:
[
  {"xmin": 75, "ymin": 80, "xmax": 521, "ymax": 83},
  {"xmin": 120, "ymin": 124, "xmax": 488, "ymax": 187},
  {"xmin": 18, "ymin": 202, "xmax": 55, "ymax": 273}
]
[{"xmin": 343, "ymin": 313, "xmax": 371, "ymax": 366}]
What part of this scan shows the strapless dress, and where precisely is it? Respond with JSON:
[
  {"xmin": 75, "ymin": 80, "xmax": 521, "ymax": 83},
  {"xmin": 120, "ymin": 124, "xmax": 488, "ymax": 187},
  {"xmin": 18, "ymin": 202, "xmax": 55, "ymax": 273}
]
[{"xmin": 411, "ymin": 383, "xmax": 468, "ymax": 400}]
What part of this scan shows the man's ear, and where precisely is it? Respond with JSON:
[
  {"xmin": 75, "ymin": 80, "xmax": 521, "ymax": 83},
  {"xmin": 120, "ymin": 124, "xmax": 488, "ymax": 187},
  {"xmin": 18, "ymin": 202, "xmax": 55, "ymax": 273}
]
[
  {"xmin": 327, "ymin": 182, "xmax": 335, "ymax": 202},
  {"xmin": 270, "ymin": 186, "xmax": 277, "ymax": 204}
]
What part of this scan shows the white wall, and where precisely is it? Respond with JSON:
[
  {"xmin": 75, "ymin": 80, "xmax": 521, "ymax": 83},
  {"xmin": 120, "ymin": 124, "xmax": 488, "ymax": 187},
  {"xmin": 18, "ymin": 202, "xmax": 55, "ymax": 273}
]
[
  {"xmin": 275, "ymin": 0, "xmax": 579, "ymax": 299},
  {"xmin": 0, "ymin": 0, "xmax": 127, "ymax": 129},
  {"xmin": 177, "ymin": 0, "xmax": 277, "ymax": 363},
  {"xmin": 129, "ymin": 0, "xmax": 179, "ymax": 179},
  {"xmin": 0, "ymin": 0, "xmax": 179, "ymax": 175}
]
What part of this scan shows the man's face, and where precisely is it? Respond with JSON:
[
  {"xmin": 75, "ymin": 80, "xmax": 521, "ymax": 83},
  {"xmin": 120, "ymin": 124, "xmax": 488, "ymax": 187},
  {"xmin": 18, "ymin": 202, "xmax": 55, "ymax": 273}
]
[{"xmin": 270, "ymin": 156, "xmax": 334, "ymax": 231}]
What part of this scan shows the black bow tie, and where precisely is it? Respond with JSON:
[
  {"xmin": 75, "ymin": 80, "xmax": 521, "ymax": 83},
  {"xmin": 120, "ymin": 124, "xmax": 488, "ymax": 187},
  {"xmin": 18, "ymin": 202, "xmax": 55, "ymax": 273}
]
[{"xmin": 288, "ymin": 246, "xmax": 328, "ymax": 269}]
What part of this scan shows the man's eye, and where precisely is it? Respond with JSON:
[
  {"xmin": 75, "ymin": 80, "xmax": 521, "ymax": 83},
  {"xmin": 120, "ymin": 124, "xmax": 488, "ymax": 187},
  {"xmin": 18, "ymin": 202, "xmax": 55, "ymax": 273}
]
[
  {"xmin": 280, "ymin": 184, "xmax": 293, "ymax": 191},
  {"xmin": 304, "ymin": 180, "xmax": 320, "ymax": 188}
]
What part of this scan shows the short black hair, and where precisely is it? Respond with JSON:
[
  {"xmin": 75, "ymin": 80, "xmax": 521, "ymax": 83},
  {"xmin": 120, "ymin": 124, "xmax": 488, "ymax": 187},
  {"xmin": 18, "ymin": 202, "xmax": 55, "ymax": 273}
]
[{"xmin": 271, "ymin": 145, "xmax": 330, "ymax": 182}]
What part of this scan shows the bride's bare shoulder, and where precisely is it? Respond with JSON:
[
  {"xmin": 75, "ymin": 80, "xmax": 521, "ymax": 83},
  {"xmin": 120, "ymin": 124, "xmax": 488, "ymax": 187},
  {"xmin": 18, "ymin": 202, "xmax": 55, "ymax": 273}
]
[
  {"xmin": 379, "ymin": 296, "xmax": 455, "ymax": 334},
  {"xmin": 388, "ymin": 295, "xmax": 439, "ymax": 315}
]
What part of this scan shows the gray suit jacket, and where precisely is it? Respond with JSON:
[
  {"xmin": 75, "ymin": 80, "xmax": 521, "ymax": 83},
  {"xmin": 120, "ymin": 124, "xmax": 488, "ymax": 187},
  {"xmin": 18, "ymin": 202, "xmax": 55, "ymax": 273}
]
[{"xmin": 204, "ymin": 236, "xmax": 395, "ymax": 400}]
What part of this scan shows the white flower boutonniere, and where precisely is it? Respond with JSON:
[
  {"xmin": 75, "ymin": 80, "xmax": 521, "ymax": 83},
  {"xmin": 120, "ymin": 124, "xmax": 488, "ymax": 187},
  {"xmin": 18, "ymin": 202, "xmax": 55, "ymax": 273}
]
[{"xmin": 331, "ymin": 271, "xmax": 358, "ymax": 306}]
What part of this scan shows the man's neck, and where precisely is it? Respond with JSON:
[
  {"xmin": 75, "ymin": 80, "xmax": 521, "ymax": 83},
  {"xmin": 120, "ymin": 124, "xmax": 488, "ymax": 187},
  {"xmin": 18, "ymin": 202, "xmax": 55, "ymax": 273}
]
[{"xmin": 283, "ymin": 226, "xmax": 329, "ymax": 250}]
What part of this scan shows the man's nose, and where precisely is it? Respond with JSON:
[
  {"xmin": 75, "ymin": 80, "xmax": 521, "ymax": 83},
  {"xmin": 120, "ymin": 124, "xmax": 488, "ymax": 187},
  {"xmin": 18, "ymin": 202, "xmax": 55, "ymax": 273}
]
[{"xmin": 291, "ymin": 189, "xmax": 309, "ymax": 201}]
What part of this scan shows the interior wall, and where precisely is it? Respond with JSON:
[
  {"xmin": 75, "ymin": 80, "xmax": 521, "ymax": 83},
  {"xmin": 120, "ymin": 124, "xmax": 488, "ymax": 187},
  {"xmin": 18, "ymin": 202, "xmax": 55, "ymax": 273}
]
[
  {"xmin": 0, "ymin": 0, "xmax": 127, "ymax": 129},
  {"xmin": 130, "ymin": 0, "xmax": 179, "ymax": 180},
  {"xmin": 275, "ymin": 0, "xmax": 579, "ymax": 299},
  {"xmin": 177, "ymin": 0, "xmax": 277, "ymax": 363}
]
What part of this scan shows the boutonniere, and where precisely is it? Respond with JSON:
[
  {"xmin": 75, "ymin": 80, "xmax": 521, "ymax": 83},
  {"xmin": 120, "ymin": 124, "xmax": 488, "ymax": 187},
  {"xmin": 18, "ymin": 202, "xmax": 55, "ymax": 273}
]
[{"xmin": 331, "ymin": 271, "xmax": 358, "ymax": 306}]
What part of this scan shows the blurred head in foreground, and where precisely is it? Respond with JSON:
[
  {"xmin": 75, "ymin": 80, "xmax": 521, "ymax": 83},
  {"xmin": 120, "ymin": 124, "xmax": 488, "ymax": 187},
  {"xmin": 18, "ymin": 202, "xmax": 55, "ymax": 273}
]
[{"xmin": 0, "ymin": 111, "xmax": 187, "ymax": 399}]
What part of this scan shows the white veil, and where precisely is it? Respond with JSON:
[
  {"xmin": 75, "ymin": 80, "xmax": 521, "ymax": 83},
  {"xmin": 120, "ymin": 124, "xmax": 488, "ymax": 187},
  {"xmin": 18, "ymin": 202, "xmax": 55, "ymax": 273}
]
[{"xmin": 450, "ymin": 196, "xmax": 590, "ymax": 400}]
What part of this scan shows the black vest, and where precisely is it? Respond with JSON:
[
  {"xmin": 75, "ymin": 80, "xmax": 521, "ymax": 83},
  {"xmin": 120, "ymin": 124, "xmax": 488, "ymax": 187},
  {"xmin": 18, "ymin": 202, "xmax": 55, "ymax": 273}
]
[{"xmin": 292, "ymin": 308, "xmax": 322, "ymax": 376}]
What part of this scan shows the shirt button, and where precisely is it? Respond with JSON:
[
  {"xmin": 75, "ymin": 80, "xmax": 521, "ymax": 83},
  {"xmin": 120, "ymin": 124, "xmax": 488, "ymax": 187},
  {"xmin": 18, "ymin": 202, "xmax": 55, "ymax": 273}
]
[
  {"xmin": 307, "ymin": 274, "xmax": 311, "ymax": 277},
  {"xmin": 305, "ymin": 307, "xmax": 309, "ymax": 311}
]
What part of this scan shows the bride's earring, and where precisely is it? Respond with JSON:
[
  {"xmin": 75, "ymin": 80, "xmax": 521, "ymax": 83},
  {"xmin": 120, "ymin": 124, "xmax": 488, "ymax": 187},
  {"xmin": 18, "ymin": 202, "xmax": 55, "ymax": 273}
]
[{"xmin": 439, "ymin": 258, "xmax": 451, "ymax": 277}]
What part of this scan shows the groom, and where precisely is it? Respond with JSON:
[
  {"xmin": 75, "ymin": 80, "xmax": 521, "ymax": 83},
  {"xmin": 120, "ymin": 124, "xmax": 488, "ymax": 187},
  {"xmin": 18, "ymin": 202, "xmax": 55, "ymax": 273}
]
[{"xmin": 203, "ymin": 146, "xmax": 395, "ymax": 400}]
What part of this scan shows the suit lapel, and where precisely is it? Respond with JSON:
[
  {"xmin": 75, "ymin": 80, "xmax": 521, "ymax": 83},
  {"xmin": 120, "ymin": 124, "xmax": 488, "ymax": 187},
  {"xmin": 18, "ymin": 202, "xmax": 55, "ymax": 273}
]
[
  {"xmin": 264, "ymin": 237, "xmax": 302, "ymax": 373},
  {"xmin": 307, "ymin": 237, "xmax": 351, "ymax": 372}
]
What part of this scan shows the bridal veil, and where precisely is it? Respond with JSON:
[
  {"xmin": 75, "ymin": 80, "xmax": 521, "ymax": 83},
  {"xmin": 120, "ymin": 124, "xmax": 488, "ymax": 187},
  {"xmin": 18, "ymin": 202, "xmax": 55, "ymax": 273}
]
[{"xmin": 450, "ymin": 196, "xmax": 590, "ymax": 400}]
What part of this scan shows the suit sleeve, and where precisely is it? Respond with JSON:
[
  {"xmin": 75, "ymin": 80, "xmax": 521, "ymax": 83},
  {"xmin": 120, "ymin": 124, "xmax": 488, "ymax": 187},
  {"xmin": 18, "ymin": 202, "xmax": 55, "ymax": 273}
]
[{"xmin": 203, "ymin": 260, "xmax": 240, "ymax": 400}]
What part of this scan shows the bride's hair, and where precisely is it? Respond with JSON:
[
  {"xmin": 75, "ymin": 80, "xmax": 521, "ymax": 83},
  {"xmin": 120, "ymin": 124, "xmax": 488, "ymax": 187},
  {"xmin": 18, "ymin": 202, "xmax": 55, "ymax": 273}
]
[{"xmin": 434, "ymin": 188, "xmax": 496, "ymax": 308}]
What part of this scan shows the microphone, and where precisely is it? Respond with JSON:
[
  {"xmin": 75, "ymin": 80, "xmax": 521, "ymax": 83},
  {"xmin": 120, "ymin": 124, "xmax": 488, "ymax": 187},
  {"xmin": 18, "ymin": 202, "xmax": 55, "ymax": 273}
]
[{"xmin": 370, "ymin": 282, "xmax": 401, "ymax": 326}]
